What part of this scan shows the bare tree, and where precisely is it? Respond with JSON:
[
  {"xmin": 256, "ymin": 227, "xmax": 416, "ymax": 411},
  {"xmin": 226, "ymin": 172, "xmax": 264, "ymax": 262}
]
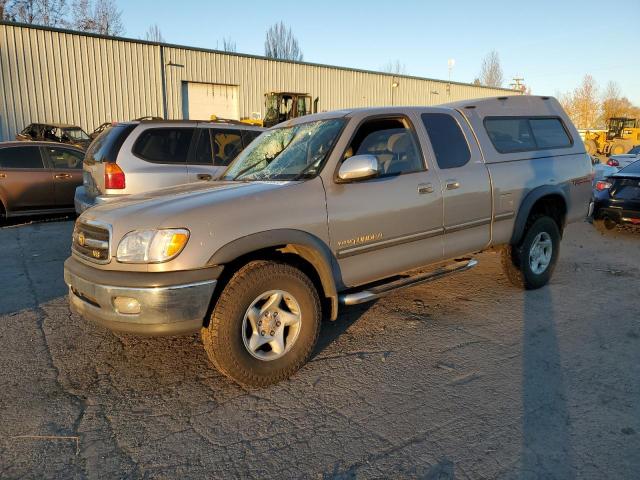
[
  {"xmin": 264, "ymin": 21, "xmax": 303, "ymax": 61},
  {"xmin": 145, "ymin": 23, "xmax": 164, "ymax": 42},
  {"xmin": 382, "ymin": 60, "xmax": 407, "ymax": 75},
  {"xmin": 6, "ymin": 0, "xmax": 68, "ymax": 26},
  {"xmin": 70, "ymin": 0, "xmax": 123, "ymax": 35},
  {"xmin": 0, "ymin": 0, "xmax": 10, "ymax": 19},
  {"xmin": 598, "ymin": 81, "xmax": 640, "ymax": 124},
  {"xmin": 221, "ymin": 37, "xmax": 236, "ymax": 53},
  {"xmin": 478, "ymin": 50, "xmax": 504, "ymax": 88}
]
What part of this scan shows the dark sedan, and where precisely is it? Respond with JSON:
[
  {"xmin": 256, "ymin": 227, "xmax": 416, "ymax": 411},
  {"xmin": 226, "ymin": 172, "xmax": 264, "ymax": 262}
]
[
  {"xmin": 592, "ymin": 160, "xmax": 640, "ymax": 229},
  {"xmin": 0, "ymin": 142, "xmax": 84, "ymax": 221}
]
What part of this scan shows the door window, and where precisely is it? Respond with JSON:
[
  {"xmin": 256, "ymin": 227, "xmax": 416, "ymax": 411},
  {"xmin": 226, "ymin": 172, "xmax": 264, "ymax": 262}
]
[
  {"xmin": 213, "ymin": 129, "xmax": 243, "ymax": 166},
  {"xmin": 193, "ymin": 130, "xmax": 214, "ymax": 165},
  {"xmin": 45, "ymin": 147, "xmax": 84, "ymax": 169},
  {"xmin": 343, "ymin": 118, "xmax": 424, "ymax": 176},
  {"xmin": 0, "ymin": 146, "xmax": 45, "ymax": 169},
  {"xmin": 132, "ymin": 128, "xmax": 195, "ymax": 163},
  {"xmin": 421, "ymin": 113, "xmax": 471, "ymax": 169}
]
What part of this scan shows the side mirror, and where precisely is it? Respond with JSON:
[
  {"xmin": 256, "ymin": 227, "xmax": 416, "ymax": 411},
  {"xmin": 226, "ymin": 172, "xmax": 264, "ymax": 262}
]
[{"xmin": 337, "ymin": 154, "xmax": 381, "ymax": 182}]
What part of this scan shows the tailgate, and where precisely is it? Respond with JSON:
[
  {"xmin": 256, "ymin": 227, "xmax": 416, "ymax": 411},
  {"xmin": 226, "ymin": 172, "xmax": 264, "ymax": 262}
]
[{"xmin": 83, "ymin": 123, "xmax": 136, "ymax": 198}]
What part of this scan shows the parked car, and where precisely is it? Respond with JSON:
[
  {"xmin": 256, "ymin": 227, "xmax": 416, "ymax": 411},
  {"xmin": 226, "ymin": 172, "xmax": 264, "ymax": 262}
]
[
  {"xmin": 74, "ymin": 119, "xmax": 263, "ymax": 213},
  {"xmin": 64, "ymin": 96, "xmax": 591, "ymax": 387},
  {"xmin": 606, "ymin": 145, "xmax": 640, "ymax": 169},
  {"xmin": 591, "ymin": 159, "xmax": 640, "ymax": 229},
  {"xmin": 0, "ymin": 142, "xmax": 84, "ymax": 220},
  {"xmin": 16, "ymin": 123, "xmax": 91, "ymax": 150}
]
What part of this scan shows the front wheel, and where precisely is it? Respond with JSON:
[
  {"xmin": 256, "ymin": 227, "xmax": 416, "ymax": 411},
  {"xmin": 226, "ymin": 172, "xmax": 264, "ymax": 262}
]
[
  {"xmin": 202, "ymin": 260, "xmax": 321, "ymax": 387},
  {"xmin": 502, "ymin": 216, "xmax": 561, "ymax": 289}
]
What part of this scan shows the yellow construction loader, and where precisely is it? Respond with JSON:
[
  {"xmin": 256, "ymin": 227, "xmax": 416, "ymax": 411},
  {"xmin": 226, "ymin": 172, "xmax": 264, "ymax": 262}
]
[
  {"xmin": 239, "ymin": 92, "xmax": 318, "ymax": 128},
  {"xmin": 584, "ymin": 117, "xmax": 640, "ymax": 156}
]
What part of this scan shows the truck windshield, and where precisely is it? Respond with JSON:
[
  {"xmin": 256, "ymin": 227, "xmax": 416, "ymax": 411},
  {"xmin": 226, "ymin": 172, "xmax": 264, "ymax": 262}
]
[
  {"xmin": 63, "ymin": 128, "xmax": 89, "ymax": 141},
  {"xmin": 222, "ymin": 119, "xmax": 344, "ymax": 181}
]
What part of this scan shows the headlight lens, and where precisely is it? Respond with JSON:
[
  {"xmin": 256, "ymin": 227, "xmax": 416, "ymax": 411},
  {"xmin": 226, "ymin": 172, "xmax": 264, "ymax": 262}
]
[{"xmin": 116, "ymin": 229, "xmax": 189, "ymax": 263}]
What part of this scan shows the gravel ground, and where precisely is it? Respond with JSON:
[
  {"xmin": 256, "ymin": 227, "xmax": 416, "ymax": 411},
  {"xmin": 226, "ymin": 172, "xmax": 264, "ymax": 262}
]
[{"xmin": 0, "ymin": 218, "xmax": 639, "ymax": 479}]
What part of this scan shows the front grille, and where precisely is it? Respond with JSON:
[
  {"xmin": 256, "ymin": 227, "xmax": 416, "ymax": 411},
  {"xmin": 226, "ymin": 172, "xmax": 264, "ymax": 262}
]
[{"xmin": 72, "ymin": 221, "xmax": 111, "ymax": 263}]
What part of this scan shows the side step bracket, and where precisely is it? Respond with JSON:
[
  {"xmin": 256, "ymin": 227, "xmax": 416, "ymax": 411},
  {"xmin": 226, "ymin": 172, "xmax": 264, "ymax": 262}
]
[{"xmin": 339, "ymin": 258, "xmax": 478, "ymax": 306}]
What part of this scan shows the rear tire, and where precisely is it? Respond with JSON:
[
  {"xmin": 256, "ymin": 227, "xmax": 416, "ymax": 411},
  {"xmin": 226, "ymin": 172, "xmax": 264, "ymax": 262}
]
[
  {"xmin": 609, "ymin": 141, "xmax": 628, "ymax": 156},
  {"xmin": 202, "ymin": 260, "xmax": 321, "ymax": 387},
  {"xmin": 502, "ymin": 216, "xmax": 560, "ymax": 289}
]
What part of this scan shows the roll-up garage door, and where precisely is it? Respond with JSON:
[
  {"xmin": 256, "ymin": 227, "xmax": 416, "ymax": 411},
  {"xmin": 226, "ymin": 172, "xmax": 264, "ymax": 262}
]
[{"xmin": 182, "ymin": 82, "xmax": 239, "ymax": 120}]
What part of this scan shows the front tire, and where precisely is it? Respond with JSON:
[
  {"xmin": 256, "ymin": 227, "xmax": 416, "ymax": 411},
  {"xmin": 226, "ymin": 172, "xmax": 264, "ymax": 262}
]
[
  {"xmin": 202, "ymin": 260, "xmax": 321, "ymax": 387},
  {"xmin": 502, "ymin": 216, "xmax": 560, "ymax": 289}
]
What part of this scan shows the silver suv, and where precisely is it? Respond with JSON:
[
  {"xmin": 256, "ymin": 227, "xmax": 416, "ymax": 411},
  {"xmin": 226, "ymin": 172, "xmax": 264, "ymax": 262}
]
[
  {"xmin": 74, "ymin": 119, "xmax": 263, "ymax": 213},
  {"xmin": 64, "ymin": 96, "xmax": 592, "ymax": 387}
]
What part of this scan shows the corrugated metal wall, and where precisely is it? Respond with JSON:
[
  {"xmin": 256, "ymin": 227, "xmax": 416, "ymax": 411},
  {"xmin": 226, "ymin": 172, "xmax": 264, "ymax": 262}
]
[{"xmin": 0, "ymin": 22, "xmax": 519, "ymax": 141}]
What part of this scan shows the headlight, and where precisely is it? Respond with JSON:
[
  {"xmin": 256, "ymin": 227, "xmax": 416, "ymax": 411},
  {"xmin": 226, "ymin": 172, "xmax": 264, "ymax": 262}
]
[{"xmin": 116, "ymin": 229, "xmax": 189, "ymax": 263}]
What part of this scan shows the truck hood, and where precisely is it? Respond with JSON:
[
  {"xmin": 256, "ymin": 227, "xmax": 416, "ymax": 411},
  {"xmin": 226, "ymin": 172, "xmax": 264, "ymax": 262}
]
[{"xmin": 81, "ymin": 180, "xmax": 294, "ymax": 227}]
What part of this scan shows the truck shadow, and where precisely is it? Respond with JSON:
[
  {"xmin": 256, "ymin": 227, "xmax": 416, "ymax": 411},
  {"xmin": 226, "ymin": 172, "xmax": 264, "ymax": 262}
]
[
  {"xmin": 520, "ymin": 286, "xmax": 574, "ymax": 478},
  {"xmin": 312, "ymin": 301, "xmax": 376, "ymax": 359}
]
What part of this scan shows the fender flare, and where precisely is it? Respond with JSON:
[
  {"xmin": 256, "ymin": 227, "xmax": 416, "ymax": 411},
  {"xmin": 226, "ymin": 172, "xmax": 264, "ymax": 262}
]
[
  {"xmin": 207, "ymin": 229, "xmax": 341, "ymax": 320},
  {"xmin": 510, "ymin": 185, "xmax": 569, "ymax": 245}
]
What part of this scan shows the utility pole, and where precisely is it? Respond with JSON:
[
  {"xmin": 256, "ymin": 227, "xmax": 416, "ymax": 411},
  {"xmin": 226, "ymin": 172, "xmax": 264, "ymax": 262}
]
[{"xmin": 510, "ymin": 77, "xmax": 526, "ymax": 93}]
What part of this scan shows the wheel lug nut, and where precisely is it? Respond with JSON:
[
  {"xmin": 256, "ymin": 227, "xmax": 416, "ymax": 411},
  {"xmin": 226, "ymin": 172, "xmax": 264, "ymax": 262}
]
[
  {"xmin": 260, "ymin": 330, "xmax": 265, "ymax": 336},
  {"xmin": 270, "ymin": 330, "xmax": 275, "ymax": 336},
  {"xmin": 273, "ymin": 311, "xmax": 278, "ymax": 317},
  {"xmin": 276, "ymin": 321, "xmax": 281, "ymax": 327}
]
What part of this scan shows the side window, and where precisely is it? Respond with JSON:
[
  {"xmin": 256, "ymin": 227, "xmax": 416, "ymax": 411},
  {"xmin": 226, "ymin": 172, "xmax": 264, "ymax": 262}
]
[
  {"xmin": 132, "ymin": 128, "xmax": 195, "ymax": 163},
  {"xmin": 529, "ymin": 118, "xmax": 572, "ymax": 148},
  {"xmin": 484, "ymin": 117, "xmax": 572, "ymax": 153},
  {"xmin": 45, "ymin": 147, "xmax": 84, "ymax": 169},
  {"xmin": 213, "ymin": 129, "xmax": 243, "ymax": 166},
  {"xmin": 421, "ymin": 113, "xmax": 471, "ymax": 169},
  {"xmin": 485, "ymin": 118, "xmax": 535, "ymax": 153},
  {"xmin": 343, "ymin": 118, "xmax": 423, "ymax": 176},
  {"xmin": 0, "ymin": 146, "xmax": 45, "ymax": 169},
  {"xmin": 193, "ymin": 130, "xmax": 213, "ymax": 165},
  {"xmin": 241, "ymin": 129, "xmax": 261, "ymax": 147}
]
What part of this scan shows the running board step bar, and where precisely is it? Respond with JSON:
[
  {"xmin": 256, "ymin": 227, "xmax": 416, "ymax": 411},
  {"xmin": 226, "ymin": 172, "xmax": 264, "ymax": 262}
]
[{"xmin": 339, "ymin": 258, "xmax": 478, "ymax": 306}]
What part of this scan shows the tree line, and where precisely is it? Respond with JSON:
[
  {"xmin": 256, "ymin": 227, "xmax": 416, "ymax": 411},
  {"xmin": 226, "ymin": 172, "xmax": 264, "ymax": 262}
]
[
  {"xmin": 559, "ymin": 75, "xmax": 640, "ymax": 130},
  {"xmin": 0, "ymin": 0, "xmax": 123, "ymax": 35}
]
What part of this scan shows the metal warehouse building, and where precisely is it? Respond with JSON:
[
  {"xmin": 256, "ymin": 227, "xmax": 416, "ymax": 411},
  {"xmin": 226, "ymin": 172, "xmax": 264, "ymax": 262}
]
[{"xmin": 0, "ymin": 21, "xmax": 519, "ymax": 141}]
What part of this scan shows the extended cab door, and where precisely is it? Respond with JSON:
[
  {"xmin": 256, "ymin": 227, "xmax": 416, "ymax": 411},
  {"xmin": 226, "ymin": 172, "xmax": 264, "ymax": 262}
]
[
  {"xmin": 187, "ymin": 127, "xmax": 246, "ymax": 182},
  {"xmin": 325, "ymin": 115, "xmax": 444, "ymax": 287},
  {"xmin": 420, "ymin": 111, "xmax": 492, "ymax": 259},
  {"xmin": 0, "ymin": 145, "xmax": 54, "ymax": 214},
  {"xmin": 42, "ymin": 145, "xmax": 84, "ymax": 207}
]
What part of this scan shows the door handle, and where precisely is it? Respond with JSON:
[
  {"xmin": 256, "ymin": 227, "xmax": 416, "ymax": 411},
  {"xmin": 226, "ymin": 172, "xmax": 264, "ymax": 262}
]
[
  {"xmin": 0, "ymin": 173, "xmax": 5, "ymax": 178},
  {"xmin": 55, "ymin": 173, "xmax": 72, "ymax": 179},
  {"xmin": 197, "ymin": 174, "xmax": 212, "ymax": 181},
  {"xmin": 417, "ymin": 183, "xmax": 434, "ymax": 194},
  {"xmin": 446, "ymin": 180, "xmax": 460, "ymax": 190}
]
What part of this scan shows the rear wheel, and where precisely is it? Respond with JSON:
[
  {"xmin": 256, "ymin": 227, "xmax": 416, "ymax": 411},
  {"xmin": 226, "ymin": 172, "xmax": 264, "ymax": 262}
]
[
  {"xmin": 202, "ymin": 260, "xmax": 321, "ymax": 387},
  {"xmin": 502, "ymin": 216, "xmax": 560, "ymax": 289}
]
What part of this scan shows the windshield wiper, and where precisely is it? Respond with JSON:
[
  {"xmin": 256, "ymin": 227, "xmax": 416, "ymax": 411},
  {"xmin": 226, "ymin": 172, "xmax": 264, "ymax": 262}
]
[
  {"xmin": 232, "ymin": 155, "xmax": 275, "ymax": 181},
  {"xmin": 291, "ymin": 160, "xmax": 320, "ymax": 181}
]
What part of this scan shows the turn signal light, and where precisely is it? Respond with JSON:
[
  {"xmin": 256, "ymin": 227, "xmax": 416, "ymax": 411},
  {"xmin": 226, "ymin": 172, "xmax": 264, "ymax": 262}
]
[
  {"xmin": 105, "ymin": 163, "xmax": 125, "ymax": 189},
  {"xmin": 595, "ymin": 180, "xmax": 612, "ymax": 191}
]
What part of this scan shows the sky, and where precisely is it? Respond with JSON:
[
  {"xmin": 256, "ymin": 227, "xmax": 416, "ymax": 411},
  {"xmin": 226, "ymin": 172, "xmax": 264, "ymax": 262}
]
[{"xmin": 116, "ymin": 0, "xmax": 640, "ymax": 104}]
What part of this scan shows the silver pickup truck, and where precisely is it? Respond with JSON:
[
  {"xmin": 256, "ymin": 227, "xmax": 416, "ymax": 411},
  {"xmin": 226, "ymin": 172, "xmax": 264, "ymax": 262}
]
[{"xmin": 64, "ymin": 96, "xmax": 592, "ymax": 386}]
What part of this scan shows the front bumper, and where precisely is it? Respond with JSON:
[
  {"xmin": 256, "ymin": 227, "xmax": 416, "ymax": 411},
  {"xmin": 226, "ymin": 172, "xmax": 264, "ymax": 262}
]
[
  {"xmin": 74, "ymin": 186, "xmax": 127, "ymax": 214},
  {"xmin": 64, "ymin": 257, "xmax": 219, "ymax": 336}
]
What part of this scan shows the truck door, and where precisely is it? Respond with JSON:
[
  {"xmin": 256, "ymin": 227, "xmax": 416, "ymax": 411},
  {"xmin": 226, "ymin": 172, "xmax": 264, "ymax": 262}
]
[
  {"xmin": 325, "ymin": 115, "xmax": 444, "ymax": 287},
  {"xmin": 420, "ymin": 111, "xmax": 492, "ymax": 259}
]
